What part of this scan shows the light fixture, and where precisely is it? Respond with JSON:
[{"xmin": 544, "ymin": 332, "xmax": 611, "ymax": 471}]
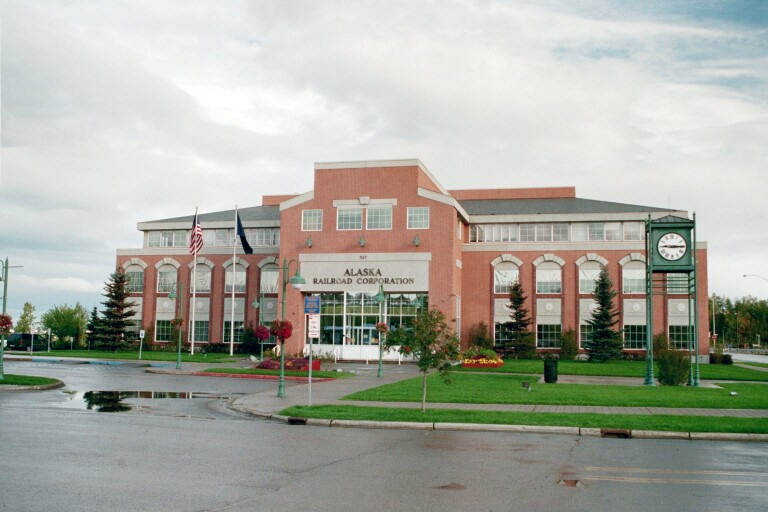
[
  {"xmin": 359, "ymin": 235, "xmax": 366, "ymax": 248},
  {"xmin": 412, "ymin": 234, "xmax": 420, "ymax": 247},
  {"xmin": 306, "ymin": 236, "xmax": 313, "ymax": 248}
]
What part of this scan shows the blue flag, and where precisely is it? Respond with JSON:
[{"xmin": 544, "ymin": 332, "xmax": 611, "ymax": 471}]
[{"xmin": 236, "ymin": 213, "xmax": 253, "ymax": 254}]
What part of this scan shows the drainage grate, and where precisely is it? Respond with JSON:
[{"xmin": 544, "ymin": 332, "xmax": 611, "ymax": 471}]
[
  {"xmin": 287, "ymin": 417, "xmax": 308, "ymax": 425},
  {"xmin": 600, "ymin": 428, "xmax": 632, "ymax": 439}
]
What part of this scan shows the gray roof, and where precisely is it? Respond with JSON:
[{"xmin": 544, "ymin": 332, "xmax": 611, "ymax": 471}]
[
  {"xmin": 458, "ymin": 197, "xmax": 671, "ymax": 216},
  {"xmin": 150, "ymin": 205, "xmax": 280, "ymax": 223}
]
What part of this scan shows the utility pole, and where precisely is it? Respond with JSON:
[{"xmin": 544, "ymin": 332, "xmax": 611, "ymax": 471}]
[{"xmin": 1, "ymin": 258, "xmax": 24, "ymax": 379}]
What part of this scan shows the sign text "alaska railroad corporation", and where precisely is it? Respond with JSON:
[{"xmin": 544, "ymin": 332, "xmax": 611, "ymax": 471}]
[{"xmin": 312, "ymin": 268, "xmax": 416, "ymax": 286}]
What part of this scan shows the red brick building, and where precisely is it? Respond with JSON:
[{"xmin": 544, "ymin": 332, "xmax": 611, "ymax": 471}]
[{"xmin": 116, "ymin": 159, "xmax": 708, "ymax": 360}]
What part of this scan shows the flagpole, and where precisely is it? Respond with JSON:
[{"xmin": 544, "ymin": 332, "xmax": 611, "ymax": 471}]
[
  {"xmin": 190, "ymin": 207, "xmax": 198, "ymax": 355},
  {"xmin": 231, "ymin": 206, "xmax": 237, "ymax": 356}
]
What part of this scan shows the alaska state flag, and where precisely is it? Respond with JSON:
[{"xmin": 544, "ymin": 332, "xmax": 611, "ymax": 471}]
[{"xmin": 236, "ymin": 212, "xmax": 253, "ymax": 254}]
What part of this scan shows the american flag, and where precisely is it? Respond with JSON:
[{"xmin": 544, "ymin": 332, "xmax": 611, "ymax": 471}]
[{"xmin": 190, "ymin": 212, "xmax": 204, "ymax": 254}]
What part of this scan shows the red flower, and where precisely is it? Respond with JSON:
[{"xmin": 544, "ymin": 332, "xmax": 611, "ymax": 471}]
[{"xmin": 270, "ymin": 320, "xmax": 293, "ymax": 341}]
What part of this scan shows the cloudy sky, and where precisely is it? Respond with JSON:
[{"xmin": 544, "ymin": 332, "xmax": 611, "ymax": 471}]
[{"xmin": 1, "ymin": 0, "xmax": 767, "ymax": 323}]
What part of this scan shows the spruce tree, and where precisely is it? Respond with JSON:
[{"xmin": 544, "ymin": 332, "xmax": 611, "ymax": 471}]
[
  {"xmin": 97, "ymin": 269, "xmax": 135, "ymax": 351},
  {"xmin": 584, "ymin": 266, "xmax": 624, "ymax": 362},
  {"xmin": 86, "ymin": 306, "xmax": 102, "ymax": 350},
  {"xmin": 504, "ymin": 281, "xmax": 536, "ymax": 359}
]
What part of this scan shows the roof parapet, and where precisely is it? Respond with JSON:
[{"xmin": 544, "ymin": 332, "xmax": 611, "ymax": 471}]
[{"xmin": 449, "ymin": 187, "xmax": 576, "ymax": 201}]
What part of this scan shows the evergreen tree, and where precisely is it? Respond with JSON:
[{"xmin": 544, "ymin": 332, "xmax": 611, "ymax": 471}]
[
  {"xmin": 503, "ymin": 281, "xmax": 536, "ymax": 359},
  {"xmin": 97, "ymin": 269, "xmax": 135, "ymax": 351},
  {"xmin": 584, "ymin": 266, "xmax": 624, "ymax": 362},
  {"xmin": 86, "ymin": 306, "xmax": 102, "ymax": 350}
]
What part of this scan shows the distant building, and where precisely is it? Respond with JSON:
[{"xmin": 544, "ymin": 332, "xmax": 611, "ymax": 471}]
[{"xmin": 116, "ymin": 159, "xmax": 708, "ymax": 360}]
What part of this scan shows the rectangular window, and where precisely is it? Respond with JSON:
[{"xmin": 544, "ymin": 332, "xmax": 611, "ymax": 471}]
[
  {"xmin": 537, "ymin": 324, "xmax": 561, "ymax": 348},
  {"xmin": 223, "ymin": 321, "xmax": 244, "ymax": 343},
  {"xmin": 605, "ymin": 222, "xmax": 622, "ymax": 241},
  {"xmin": 623, "ymin": 324, "xmax": 647, "ymax": 349},
  {"xmin": 571, "ymin": 224, "xmax": 588, "ymax": 242},
  {"xmin": 580, "ymin": 324, "xmax": 592, "ymax": 347},
  {"xmin": 495, "ymin": 322, "xmax": 514, "ymax": 347},
  {"xmin": 157, "ymin": 271, "xmax": 177, "ymax": 293},
  {"xmin": 519, "ymin": 224, "xmax": 536, "ymax": 242},
  {"xmin": 624, "ymin": 222, "xmax": 644, "ymax": 241},
  {"xmin": 588, "ymin": 223, "xmax": 605, "ymax": 241},
  {"xmin": 248, "ymin": 228, "xmax": 280, "ymax": 246},
  {"xmin": 669, "ymin": 325, "xmax": 692, "ymax": 350},
  {"xmin": 623, "ymin": 268, "xmax": 646, "ymax": 294},
  {"xmin": 535, "ymin": 224, "xmax": 553, "ymax": 242},
  {"xmin": 147, "ymin": 230, "xmax": 187, "ymax": 247},
  {"xmin": 552, "ymin": 223, "xmax": 569, "ymax": 242},
  {"xmin": 337, "ymin": 208, "xmax": 363, "ymax": 230},
  {"xmin": 155, "ymin": 320, "xmax": 173, "ymax": 342},
  {"xmin": 302, "ymin": 210, "xmax": 323, "ymax": 231},
  {"xmin": 125, "ymin": 320, "xmax": 141, "ymax": 338},
  {"xmin": 366, "ymin": 206, "xmax": 392, "ymax": 230},
  {"xmin": 189, "ymin": 320, "xmax": 209, "ymax": 343},
  {"xmin": 126, "ymin": 271, "xmax": 144, "ymax": 293},
  {"xmin": 407, "ymin": 207, "xmax": 430, "ymax": 229}
]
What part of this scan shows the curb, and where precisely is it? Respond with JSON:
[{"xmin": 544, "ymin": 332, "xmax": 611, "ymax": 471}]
[
  {"xmin": 0, "ymin": 380, "xmax": 65, "ymax": 392},
  {"xmin": 233, "ymin": 411, "xmax": 768, "ymax": 442}
]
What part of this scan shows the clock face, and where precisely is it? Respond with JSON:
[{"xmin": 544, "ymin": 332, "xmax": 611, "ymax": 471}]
[{"xmin": 657, "ymin": 232, "xmax": 687, "ymax": 261}]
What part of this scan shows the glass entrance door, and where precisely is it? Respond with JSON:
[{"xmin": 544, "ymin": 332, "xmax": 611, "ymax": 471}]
[{"xmin": 345, "ymin": 291, "xmax": 382, "ymax": 345}]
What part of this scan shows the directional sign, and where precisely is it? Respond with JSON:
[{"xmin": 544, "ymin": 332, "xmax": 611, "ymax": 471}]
[
  {"xmin": 308, "ymin": 314, "xmax": 320, "ymax": 339},
  {"xmin": 304, "ymin": 296, "xmax": 321, "ymax": 315}
]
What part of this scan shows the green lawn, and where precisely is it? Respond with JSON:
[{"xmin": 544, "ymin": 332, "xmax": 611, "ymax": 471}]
[
  {"xmin": 345, "ymin": 373, "xmax": 768, "ymax": 409},
  {"xmin": 203, "ymin": 368, "xmax": 354, "ymax": 379},
  {"xmin": 10, "ymin": 349, "xmax": 240, "ymax": 364},
  {"xmin": 279, "ymin": 405, "xmax": 768, "ymax": 434},
  {"xmin": 457, "ymin": 359, "xmax": 768, "ymax": 381},
  {"xmin": 0, "ymin": 374, "xmax": 60, "ymax": 386}
]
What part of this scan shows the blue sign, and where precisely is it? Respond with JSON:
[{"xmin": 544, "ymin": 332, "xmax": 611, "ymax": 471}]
[{"xmin": 304, "ymin": 296, "xmax": 321, "ymax": 315}]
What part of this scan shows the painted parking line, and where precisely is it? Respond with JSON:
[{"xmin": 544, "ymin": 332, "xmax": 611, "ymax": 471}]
[{"xmin": 582, "ymin": 466, "xmax": 768, "ymax": 487}]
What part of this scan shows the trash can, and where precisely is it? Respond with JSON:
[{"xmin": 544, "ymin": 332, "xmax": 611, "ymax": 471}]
[{"xmin": 544, "ymin": 357, "xmax": 558, "ymax": 383}]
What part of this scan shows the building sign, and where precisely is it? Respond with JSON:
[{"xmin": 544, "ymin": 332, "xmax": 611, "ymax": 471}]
[{"xmin": 299, "ymin": 253, "xmax": 431, "ymax": 292}]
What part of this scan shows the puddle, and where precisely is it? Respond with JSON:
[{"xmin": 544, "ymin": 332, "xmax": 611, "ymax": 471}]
[{"xmin": 64, "ymin": 391, "xmax": 244, "ymax": 412}]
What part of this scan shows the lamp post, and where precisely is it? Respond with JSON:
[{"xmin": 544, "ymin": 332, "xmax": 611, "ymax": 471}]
[
  {"xmin": 1, "ymin": 258, "xmax": 23, "ymax": 380},
  {"xmin": 251, "ymin": 294, "xmax": 265, "ymax": 360},
  {"xmin": 167, "ymin": 283, "xmax": 184, "ymax": 370},
  {"xmin": 374, "ymin": 285, "xmax": 385, "ymax": 377},
  {"xmin": 278, "ymin": 259, "xmax": 305, "ymax": 398},
  {"xmin": 743, "ymin": 274, "xmax": 768, "ymax": 283}
]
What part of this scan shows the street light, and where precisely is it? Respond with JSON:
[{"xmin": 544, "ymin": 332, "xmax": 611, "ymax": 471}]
[
  {"xmin": 0, "ymin": 257, "xmax": 23, "ymax": 380},
  {"xmin": 278, "ymin": 259, "xmax": 305, "ymax": 398},
  {"xmin": 251, "ymin": 294, "xmax": 265, "ymax": 360},
  {"xmin": 374, "ymin": 285, "xmax": 385, "ymax": 377},
  {"xmin": 167, "ymin": 283, "xmax": 184, "ymax": 370},
  {"xmin": 743, "ymin": 274, "xmax": 768, "ymax": 283}
]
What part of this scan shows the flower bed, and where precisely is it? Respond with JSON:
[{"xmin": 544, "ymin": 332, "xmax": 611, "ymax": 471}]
[
  {"xmin": 461, "ymin": 357, "xmax": 503, "ymax": 368},
  {"xmin": 255, "ymin": 358, "xmax": 321, "ymax": 372}
]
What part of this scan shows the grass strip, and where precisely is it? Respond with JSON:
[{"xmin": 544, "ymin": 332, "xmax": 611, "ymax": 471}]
[
  {"xmin": 345, "ymin": 373, "xmax": 768, "ymax": 409},
  {"xmin": 14, "ymin": 349, "xmax": 239, "ymax": 363},
  {"xmin": 280, "ymin": 405, "xmax": 768, "ymax": 434},
  {"xmin": 0, "ymin": 374, "xmax": 60, "ymax": 386},
  {"xmin": 202, "ymin": 368, "xmax": 353, "ymax": 379},
  {"xmin": 456, "ymin": 359, "xmax": 768, "ymax": 381}
]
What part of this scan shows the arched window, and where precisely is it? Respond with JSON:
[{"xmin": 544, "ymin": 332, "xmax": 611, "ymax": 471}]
[
  {"xmin": 225, "ymin": 264, "xmax": 247, "ymax": 293},
  {"xmin": 260, "ymin": 264, "xmax": 279, "ymax": 294},
  {"xmin": 125, "ymin": 265, "xmax": 145, "ymax": 293},
  {"xmin": 157, "ymin": 265, "xmax": 177, "ymax": 293},
  {"xmin": 494, "ymin": 262, "xmax": 519, "ymax": 294},
  {"xmin": 191, "ymin": 266, "xmax": 211, "ymax": 293},
  {"xmin": 578, "ymin": 261, "xmax": 601, "ymax": 294},
  {"xmin": 536, "ymin": 261, "xmax": 562, "ymax": 294},
  {"xmin": 622, "ymin": 261, "xmax": 646, "ymax": 294}
]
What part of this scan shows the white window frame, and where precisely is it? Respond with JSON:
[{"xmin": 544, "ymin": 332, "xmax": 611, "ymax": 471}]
[
  {"xmin": 302, "ymin": 210, "xmax": 323, "ymax": 231},
  {"xmin": 407, "ymin": 207, "xmax": 430, "ymax": 229},
  {"xmin": 366, "ymin": 206, "xmax": 392, "ymax": 230},
  {"xmin": 337, "ymin": 208, "xmax": 363, "ymax": 230}
]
